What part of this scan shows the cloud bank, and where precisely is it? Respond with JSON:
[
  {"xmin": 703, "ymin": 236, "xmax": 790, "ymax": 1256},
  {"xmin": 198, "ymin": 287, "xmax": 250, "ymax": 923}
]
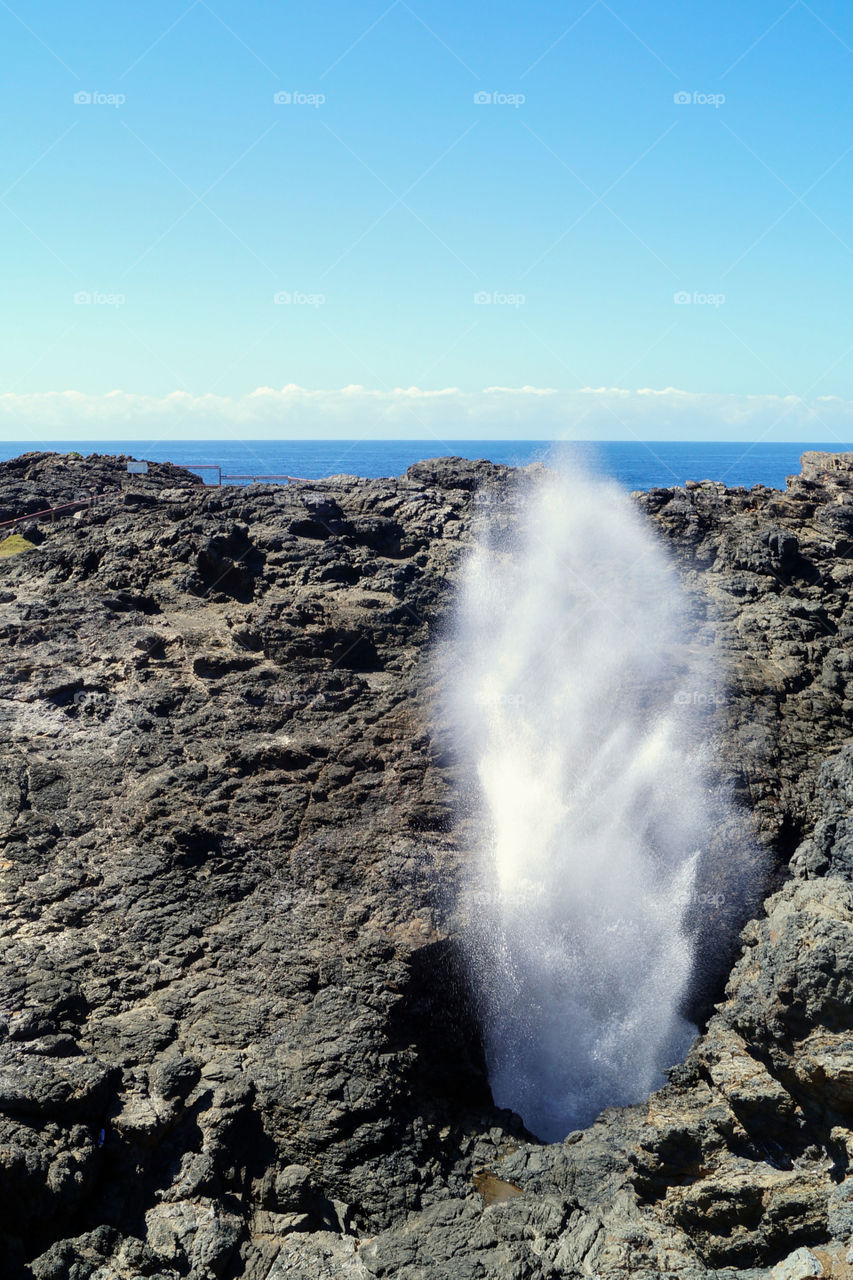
[{"xmin": 2, "ymin": 384, "xmax": 853, "ymax": 443}]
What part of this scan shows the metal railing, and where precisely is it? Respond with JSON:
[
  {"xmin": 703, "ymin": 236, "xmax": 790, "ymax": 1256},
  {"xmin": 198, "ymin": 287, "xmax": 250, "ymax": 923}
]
[
  {"xmin": 183, "ymin": 466, "xmax": 308, "ymax": 486},
  {"xmin": 0, "ymin": 468, "xmax": 310, "ymax": 531},
  {"xmin": 221, "ymin": 473, "xmax": 307, "ymax": 485},
  {"xmin": 0, "ymin": 494, "xmax": 111, "ymax": 530},
  {"xmin": 183, "ymin": 464, "xmax": 222, "ymax": 485}
]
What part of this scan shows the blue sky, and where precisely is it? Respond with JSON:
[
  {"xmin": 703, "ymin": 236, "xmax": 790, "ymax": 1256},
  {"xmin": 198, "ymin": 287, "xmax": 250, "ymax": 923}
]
[{"xmin": 3, "ymin": 0, "xmax": 853, "ymax": 439}]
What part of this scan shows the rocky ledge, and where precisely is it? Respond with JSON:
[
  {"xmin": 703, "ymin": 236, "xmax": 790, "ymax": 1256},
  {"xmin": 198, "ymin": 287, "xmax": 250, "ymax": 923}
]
[{"xmin": 4, "ymin": 450, "xmax": 853, "ymax": 1278}]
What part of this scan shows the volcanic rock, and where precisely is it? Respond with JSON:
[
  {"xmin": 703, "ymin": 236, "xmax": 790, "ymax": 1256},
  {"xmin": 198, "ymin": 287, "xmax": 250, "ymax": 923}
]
[{"xmin": 3, "ymin": 451, "xmax": 853, "ymax": 1276}]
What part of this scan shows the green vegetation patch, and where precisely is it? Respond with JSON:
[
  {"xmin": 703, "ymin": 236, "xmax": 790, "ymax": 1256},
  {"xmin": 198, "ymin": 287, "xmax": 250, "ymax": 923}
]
[{"xmin": 0, "ymin": 534, "xmax": 36, "ymax": 559}]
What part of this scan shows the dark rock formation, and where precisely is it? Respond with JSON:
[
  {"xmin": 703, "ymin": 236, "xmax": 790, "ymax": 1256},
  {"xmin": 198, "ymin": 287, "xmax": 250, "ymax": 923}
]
[
  {"xmin": 0, "ymin": 451, "xmax": 202, "ymax": 528},
  {"xmin": 3, "ymin": 450, "xmax": 853, "ymax": 1277}
]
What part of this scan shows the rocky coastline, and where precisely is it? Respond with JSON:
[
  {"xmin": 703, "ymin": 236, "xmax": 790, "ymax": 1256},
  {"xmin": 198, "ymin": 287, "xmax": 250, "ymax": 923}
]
[{"xmin": 3, "ymin": 449, "xmax": 853, "ymax": 1278}]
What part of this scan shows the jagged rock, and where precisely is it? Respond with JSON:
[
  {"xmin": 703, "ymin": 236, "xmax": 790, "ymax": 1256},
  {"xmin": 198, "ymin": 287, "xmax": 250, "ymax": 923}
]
[
  {"xmin": 5, "ymin": 451, "xmax": 853, "ymax": 1276},
  {"xmin": 771, "ymin": 1246, "xmax": 823, "ymax": 1279}
]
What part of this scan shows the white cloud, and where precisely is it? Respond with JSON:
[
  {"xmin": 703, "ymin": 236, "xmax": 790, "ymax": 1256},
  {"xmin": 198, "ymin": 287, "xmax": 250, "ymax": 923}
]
[{"xmin": 0, "ymin": 384, "xmax": 852, "ymax": 443}]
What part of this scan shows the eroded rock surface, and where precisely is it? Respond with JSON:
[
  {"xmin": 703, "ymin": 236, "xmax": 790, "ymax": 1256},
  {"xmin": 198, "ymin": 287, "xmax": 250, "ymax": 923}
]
[{"xmin": 3, "ymin": 450, "xmax": 853, "ymax": 1277}]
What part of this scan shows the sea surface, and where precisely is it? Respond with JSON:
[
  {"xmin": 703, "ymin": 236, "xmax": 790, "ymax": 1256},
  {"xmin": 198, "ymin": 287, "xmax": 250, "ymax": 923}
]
[{"xmin": 0, "ymin": 440, "xmax": 849, "ymax": 491}]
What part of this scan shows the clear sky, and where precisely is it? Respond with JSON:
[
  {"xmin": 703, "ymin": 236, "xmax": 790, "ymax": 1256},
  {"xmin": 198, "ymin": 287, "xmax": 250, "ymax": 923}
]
[{"xmin": 3, "ymin": 0, "xmax": 853, "ymax": 439}]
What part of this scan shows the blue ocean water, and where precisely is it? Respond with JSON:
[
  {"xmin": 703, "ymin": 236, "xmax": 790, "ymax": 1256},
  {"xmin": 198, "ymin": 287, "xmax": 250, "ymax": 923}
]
[{"xmin": 0, "ymin": 439, "xmax": 849, "ymax": 491}]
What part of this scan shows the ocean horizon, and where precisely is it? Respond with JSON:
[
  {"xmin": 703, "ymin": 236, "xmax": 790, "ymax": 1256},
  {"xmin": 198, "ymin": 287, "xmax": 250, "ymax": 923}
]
[{"xmin": 1, "ymin": 438, "xmax": 851, "ymax": 492}]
